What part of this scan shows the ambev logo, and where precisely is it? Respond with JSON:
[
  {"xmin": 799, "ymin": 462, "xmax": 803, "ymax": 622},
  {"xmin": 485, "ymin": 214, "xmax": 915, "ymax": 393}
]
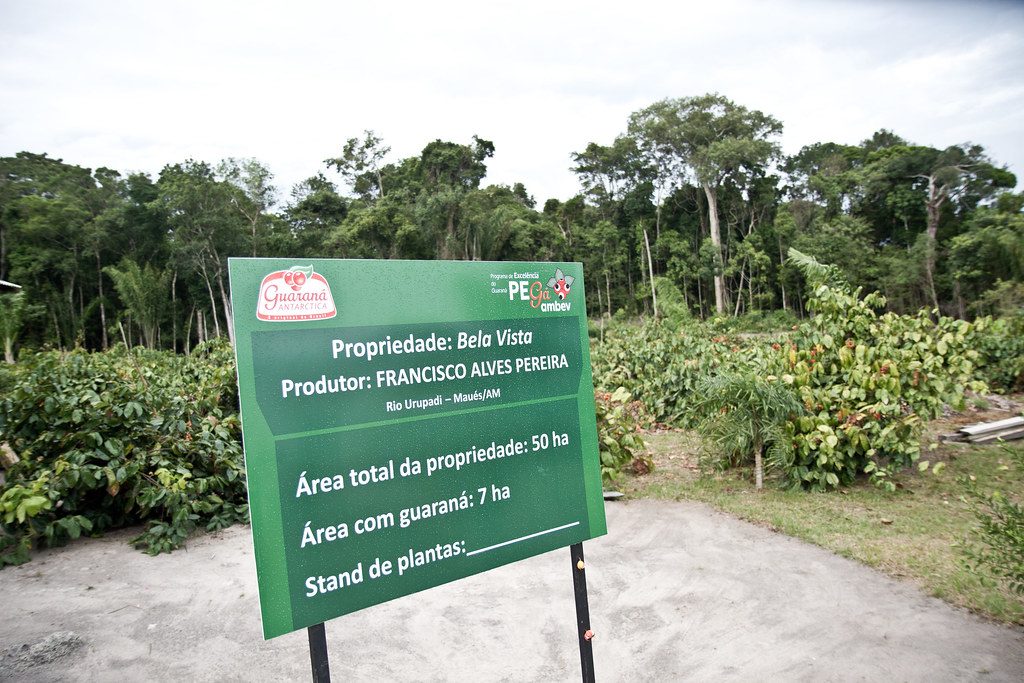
[
  {"xmin": 257, "ymin": 265, "xmax": 337, "ymax": 322},
  {"xmin": 506, "ymin": 267, "xmax": 575, "ymax": 312}
]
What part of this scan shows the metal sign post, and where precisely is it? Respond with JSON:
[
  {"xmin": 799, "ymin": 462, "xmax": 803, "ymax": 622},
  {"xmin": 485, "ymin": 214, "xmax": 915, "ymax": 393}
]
[
  {"xmin": 307, "ymin": 623, "xmax": 330, "ymax": 682},
  {"xmin": 570, "ymin": 542, "xmax": 596, "ymax": 682}
]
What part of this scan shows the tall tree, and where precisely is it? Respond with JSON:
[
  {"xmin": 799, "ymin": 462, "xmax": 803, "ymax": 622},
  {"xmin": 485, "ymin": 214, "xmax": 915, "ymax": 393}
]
[
  {"xmin": 570, "ymin": 136, "xmax": 644, "ymax": 219},
  {"xmin": 864, "ymin": 142, "xmax": 1015, "ymax": 311},
  {"xmin": 0, "ymin": 291, "xmax": 26, "ymax": 363},
  {"xmin": 628, "ymin": 94, "xmax": 782, "ymax": 313},
  {"xmin": 284, "ymin": 174, "xmax": 349, "ymax": 255},
  {"xmin": 782, "ymin": 142, "xmax": 861, "ymax": 220},
  {"xmin": 218, "ymin": 158, "xmax": 277, "ymax": 256},
  {"xmin": 416, "ymin": 136, "xmax": 495, "ymax": 259},
  {"xmin": 157, "ymin": 160, "xmax": 244, "ymax": 344},
  {"xmin": 104, "ymin": 258, "xmax": 170, "ymax": 349},
  {"xmin": 949, "ymin": 201, "xmax": 1024, "ymax": 316},
  {"xmin": 326, "ymin": 130, "xmax": 392, "ymax": 200}
]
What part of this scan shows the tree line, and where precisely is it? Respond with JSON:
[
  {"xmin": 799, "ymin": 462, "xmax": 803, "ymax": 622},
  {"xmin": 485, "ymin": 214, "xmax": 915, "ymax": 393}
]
[{"xmin": 1, "ymin": 92, "xmax": 1022, "ymax": 358}]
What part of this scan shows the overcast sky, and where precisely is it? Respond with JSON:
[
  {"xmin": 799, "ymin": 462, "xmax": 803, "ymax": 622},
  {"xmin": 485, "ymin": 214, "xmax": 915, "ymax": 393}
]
[{"xmin": 1, "ymin": 0, "xmax": 1022, "ymax": 205}]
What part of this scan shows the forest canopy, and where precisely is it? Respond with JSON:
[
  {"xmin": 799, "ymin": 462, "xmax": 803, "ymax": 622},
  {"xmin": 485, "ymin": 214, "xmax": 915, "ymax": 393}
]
[{"xmin": 1, "ymin": 93, "xmax": 1021, "ymax": 357}]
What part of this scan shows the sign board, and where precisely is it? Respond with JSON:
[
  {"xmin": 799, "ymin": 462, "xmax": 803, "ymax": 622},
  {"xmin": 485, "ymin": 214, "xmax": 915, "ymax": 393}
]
[{"xmin": 228, "ymin": 259, "xmax": 607, "ymax": 639}]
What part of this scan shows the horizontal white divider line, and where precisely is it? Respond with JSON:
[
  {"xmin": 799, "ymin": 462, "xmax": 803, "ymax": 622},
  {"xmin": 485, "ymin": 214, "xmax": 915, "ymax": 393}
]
[{"xmin": 465, "ymin": 521, "xmax": 580, "ymax": 557}]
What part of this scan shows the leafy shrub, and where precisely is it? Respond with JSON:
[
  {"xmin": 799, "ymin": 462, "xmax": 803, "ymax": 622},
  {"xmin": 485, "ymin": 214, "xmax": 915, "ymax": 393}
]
[
  {"xmin": 652, "ymin": 276, "xmax": 694, "ymax": 326},
  {"xmin": 594, "ymin": 388, "xmax": 648, "ymax": 484},
  {"xmin": 706, "ymin": 309, "xmax": 799, "ymax": 335},
  {"xmin": 962, "ymin": 444, "xmax": 1024, "ymax": 594},
  {"xmin": 973, "ymin": 314, "xmax": 1024, "ymax": 392},
  {"xmin": 697, "ymin": 373, "xmax": 802, "ymax": 489},
  {"xmin": 779, "ymin": 279, "xmax": 984, "ymax": 490},
  {"xmin": 0, "ymin": 340, "xmax": 248, "ymax": 566},
  {"xmin": 592, "ymin": 251, "xmax": 990, "ymax": 491},
  {"xmin": 590, "ymin": 319, "xmax": 785, "ymax": 426}
]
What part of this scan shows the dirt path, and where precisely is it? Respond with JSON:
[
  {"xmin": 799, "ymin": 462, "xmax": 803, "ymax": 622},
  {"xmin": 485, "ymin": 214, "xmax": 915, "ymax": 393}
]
[{"xmin": 2, "ymin": 499, "xmax": 1023, "ymax": 681}]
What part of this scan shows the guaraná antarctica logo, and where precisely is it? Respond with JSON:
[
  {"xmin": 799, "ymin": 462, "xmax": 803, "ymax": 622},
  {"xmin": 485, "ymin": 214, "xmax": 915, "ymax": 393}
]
[{"xmin": 257, "ymin": 265, "xmax": 337, "ymax": 322}]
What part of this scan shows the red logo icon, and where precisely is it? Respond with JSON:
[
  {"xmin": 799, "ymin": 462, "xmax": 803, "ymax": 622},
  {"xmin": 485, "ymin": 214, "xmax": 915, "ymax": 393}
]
[{"xmin": 547, "ymin": 268, "xmax": 574, "ymax": 300}]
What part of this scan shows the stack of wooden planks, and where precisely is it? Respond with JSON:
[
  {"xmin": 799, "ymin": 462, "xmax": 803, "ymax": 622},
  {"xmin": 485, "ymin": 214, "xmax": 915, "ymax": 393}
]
[{"xmin": 944, "ymin": 416, "xmax": 1024, "ymax": 444}]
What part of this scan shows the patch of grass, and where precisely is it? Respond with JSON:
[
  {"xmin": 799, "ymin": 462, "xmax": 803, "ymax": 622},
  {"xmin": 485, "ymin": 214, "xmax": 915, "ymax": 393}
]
[{"xmin": 622, "ymin": 428, "xmax": 1024, "ymax": 624}]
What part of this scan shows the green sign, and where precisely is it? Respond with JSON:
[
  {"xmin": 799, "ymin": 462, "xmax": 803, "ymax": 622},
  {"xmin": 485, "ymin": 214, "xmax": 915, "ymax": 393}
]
[{"xmin": 228, "ymin": 259, "xmax": 607, "ymax": 639}]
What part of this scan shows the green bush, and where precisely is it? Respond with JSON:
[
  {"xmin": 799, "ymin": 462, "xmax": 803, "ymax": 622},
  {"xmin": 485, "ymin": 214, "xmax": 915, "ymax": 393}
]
[
  {"xmin": 0, "ymin": 340, "xmax": 248, "ymax": 566},
  {"xmin": 697, "ymin": 372, "xmax": 802, "ymax": 489},
  {"xmin": 707, "ymin": 309, "xmax": 799, "ymax": 335},
  {"xmin": 592, "ymin": 251, "xmax": 992, "ymax": 491},
  {"xmin": 974, "ymin": 314, "xmax": 1024, "ymax": 392},
  {"xmin": 962, "ymin": 444, "xmax": 1024, "ymax": 594},
  {"xmin": 779, "ymin": 282, "xmax": 983, "ymax": 490},
  {"xmin": 590, "ymin": 318, "xmax": 785, "ymax": 426},
  {"xmin": 594, "ymin": 388, "xmax": 648, "ymax": 484}
]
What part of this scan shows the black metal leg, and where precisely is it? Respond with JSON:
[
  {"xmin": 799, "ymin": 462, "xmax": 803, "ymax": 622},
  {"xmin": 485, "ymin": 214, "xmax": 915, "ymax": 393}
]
[
  {"xmin": 570, "ymin": 542, "xmax": 596, "ymax": 682},
  {"xmin": 308, "ymin": 622, "xmax": 331, "ymax": 683}
]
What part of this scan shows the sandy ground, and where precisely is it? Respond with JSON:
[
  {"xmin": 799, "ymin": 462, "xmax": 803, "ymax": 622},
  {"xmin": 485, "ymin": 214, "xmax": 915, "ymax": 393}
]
[{"xmin": 2, "ymin": 499, "xmax": 1023, "ymax": 682}]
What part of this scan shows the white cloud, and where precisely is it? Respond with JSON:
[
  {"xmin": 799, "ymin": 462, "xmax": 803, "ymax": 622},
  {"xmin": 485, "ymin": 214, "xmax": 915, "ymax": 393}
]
[{"xmin": 1, "ymin": 0, "xmax": 1022, "ymax": 202}]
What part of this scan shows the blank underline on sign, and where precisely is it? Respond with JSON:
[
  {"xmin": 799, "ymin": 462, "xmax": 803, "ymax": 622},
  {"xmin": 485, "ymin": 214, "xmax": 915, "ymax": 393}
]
[{"xmin": 465, "ymin": 521, "xmax": 580, "ymax": 557}]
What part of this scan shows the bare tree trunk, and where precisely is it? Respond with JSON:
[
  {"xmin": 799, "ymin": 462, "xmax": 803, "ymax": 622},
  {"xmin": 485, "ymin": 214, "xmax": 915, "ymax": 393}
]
[
  {"xmin": 199, "ymin": 267, "xmax": 221, "ymax": 339},
  {"xmin": 697, "ymin": 277, "xmax": 704, "ymax": 318},
  {"xmin": 778, "ymin": 235, "xmax": 788, "ymax": 311},
  {"xmin": 954, "ymin": 278, "xmax": 966, "ymax": 320},
  {"xmin": 605, "ymin": 271, "xmax": 611, "ymax": 318},
  {"xmin": 923, "ymin": 234, "xmax": 940, "ymax": 314},
  {"xmin": 754, "ymin": 442, "xmax": 764, "ymax": 490},
  {"xmin": 96, "ymin": 250, "xmax": 108, "ymax": 350},
  {"xmin": 703, "ymin": 185, "xmax": 727, "ymax": 314},
  {"xmin": 65, "ymin": 272, "xmax": 76, "ymax": 345},
  {"xmin": 643, "ymin": 225, "xmax": 658, "ymax": 318},
  {"xmin": 733, "ymin": 266, "xmax": 745, "ymax": 317},
  {"xmin": 749, "ymin": 266, "xmax": 754, "ymax": 312},
  {"xmin": 216, "ymin": 270, "xmax": 234, "ymax": 345},
  {"xmin": 171, "ymin": 269, "xmax": 178, "ymax": 353},
  {"xmin": 183, "ymin": 306, "xmax": 195, "ymax": 355},
  {"xmin": 627, "ymin": 248, "xmax": 634, "ymax": 301},
  {"xmin": 443, "ymin": 206, "xmax": 458, "ymax": 260},
  {"xmin": 51, "ymin": 309, "xmax": 63, "ymax": 351},
  {"xmin": 654, "ymin": 192, "xmax": 662, "ymax": 246},
  {"xmin": 923, "ymin": 175, "xmax": 945, "ymax": 314}
]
